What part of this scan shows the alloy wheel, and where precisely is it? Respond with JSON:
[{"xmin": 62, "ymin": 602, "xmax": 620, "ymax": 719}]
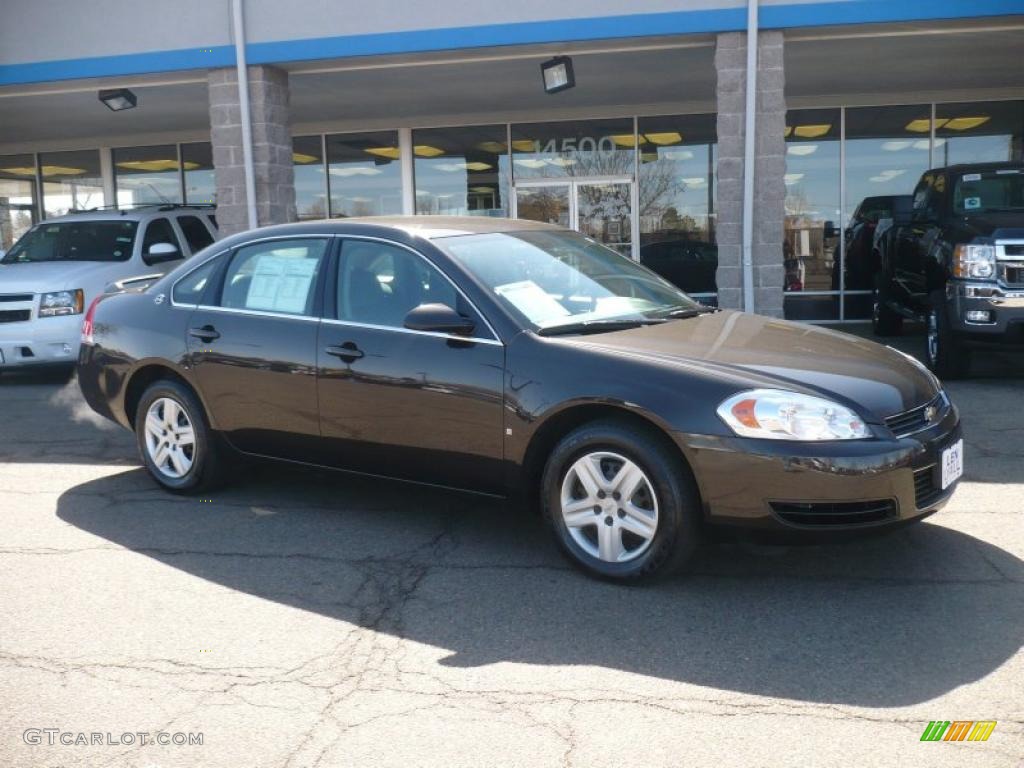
[
  {"xmin": 144, "ymin": 397, "xmax": 196, "ymax": 479},
  {"xmin": 560, "ymin": 451, "xmax": 659, "ymax": 564}
]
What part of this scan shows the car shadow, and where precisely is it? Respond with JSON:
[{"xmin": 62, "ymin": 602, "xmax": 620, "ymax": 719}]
[{"xmin": 56, "ymin": 463, "xmax": 1023, "ymax": 707}]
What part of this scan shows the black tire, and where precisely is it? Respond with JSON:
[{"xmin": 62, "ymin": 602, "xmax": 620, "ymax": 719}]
[
  {"xmin": 134, "ymin": 379, "xmax": 226, "ymax": 493},
  {"xmin": 541, "ymin": 419, "xmax": 701, "ymax": 583},
  {"xmin": 872, "ymin": 275, "xmax": 903, "ymax": 337},
  {"xmin": 925, "ymin": 289, "xmax": 970, "ymax": 380}
]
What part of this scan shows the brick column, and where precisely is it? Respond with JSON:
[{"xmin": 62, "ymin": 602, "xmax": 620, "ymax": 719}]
[
  {"xmin": 208, "ymin": 66, "xmax": 296, "ymax": 236},
  {"xmin": 715, "ymin": 31, "xmax": 786, "ymax": 316}
]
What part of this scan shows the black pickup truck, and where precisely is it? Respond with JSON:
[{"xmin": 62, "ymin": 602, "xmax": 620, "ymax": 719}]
[{"xmin": 871, "ymin": 162, "xmax": 1024, "ymax": 378}]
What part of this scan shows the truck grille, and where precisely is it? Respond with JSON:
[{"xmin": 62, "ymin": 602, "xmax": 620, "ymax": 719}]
[
  {"xmin": 0, "ymin": 309, "xmax": 31, "ymax": 323},
  {"xmin": 1003, "ymin": 244, "xmax": 1024, "ymax": 257},
  {"xmin": 0, "ymin": 293, "xmax": 33, "ymax": 303},
  {"xmin": 770, "ymin": 500, "xmax": 898, "ymax": 527},
  {"xmin": 1003, "ymin": 264, "xmax": 1024, "ymax": 285},
  {"xmin": 884, "ymin": 393, "xmax": 946, "ymax": 438}
]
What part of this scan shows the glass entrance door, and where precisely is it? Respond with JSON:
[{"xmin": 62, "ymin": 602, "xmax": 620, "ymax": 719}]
[{"xmin": 514, "ymin": 179, "xmax": 634, "ymax": 258}]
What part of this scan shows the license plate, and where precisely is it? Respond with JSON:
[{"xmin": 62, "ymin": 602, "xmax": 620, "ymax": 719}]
[{"xmin": 941, "ymin": 439, "xmax": 964, "ymax": 490}]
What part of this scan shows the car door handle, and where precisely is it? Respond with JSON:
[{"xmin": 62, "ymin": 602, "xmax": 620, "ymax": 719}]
[
  {"xmin": 325, "ymin": 342, "xmax": 364, "ymax": 362},
  {"xmin": 189, "ymin": 325, "xmax": 221, "ymax": 342}
]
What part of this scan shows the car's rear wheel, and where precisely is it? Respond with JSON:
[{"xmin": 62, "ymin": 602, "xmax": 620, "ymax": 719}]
[
  {"xmin": 926, "ymin": 290, "xmax": 970, "ymax": 380},
  {"xmin": 135, "ymin": 379, "xmax": 225, "ymax": 493},
  {"xmin": 872, "ymin": 277, "xmax": 903, "ymax": 337},
  {"xmin": 542, "ymin": 420, "xmax": 700, "ymax": 582}
]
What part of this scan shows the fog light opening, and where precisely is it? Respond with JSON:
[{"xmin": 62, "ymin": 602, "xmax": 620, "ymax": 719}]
[{"xmin": 965, "ymin": 309, "xmax": 994, "ymax": 324}]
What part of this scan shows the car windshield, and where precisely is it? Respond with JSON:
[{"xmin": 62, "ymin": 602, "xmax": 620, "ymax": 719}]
[
  {"xmin": 436, "ymin": 229, "xmax": 703, "ymax": 331},
  {"xmin": 953, "ymin": 169, "xmax": 1024, "ymax": 214},
  {"xmin": 2, "ymin": 220, "xmax": 138, "ymax": 264}
]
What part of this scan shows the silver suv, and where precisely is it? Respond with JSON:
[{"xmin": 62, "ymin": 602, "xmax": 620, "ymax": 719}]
[{"xmin": 0, "ymin": 205, "xmax": 218, "ymax": 372}]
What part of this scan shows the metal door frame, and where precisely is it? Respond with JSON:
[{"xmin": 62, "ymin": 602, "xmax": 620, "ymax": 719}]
[{"xmin": 512, "ymin": 176, "xmax": 637, "ymax": 260}]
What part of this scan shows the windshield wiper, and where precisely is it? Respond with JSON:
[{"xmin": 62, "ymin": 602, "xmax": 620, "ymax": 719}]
[
  {"xmin": 657, "ymin": 305, "xmax": 719, "ymax": 319},
  {"xmin": 537, "ymin": 318, "xmax": 666, "ymax": 336}
]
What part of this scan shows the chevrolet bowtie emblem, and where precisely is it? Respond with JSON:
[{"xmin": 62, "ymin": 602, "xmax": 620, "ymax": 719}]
[{"xmin": 924, "ymin": 405, "xmax": 938, "ymax": 422}]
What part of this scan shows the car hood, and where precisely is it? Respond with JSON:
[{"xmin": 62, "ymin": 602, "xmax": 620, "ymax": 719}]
[
  {"xmin": 576, "ymin": 310, "xmax": 939, "ymax": 420},
  {"xmin": 0, "ymin": 260, "xmax": 129, "ymax": 295},
  {"xmin": 958, "ymin": 212, "xmax": 1024, "ymax": 239}
]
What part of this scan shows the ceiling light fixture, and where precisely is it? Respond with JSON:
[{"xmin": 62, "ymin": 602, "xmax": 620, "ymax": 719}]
[
  {"xmin": 413, "ymin": 145, "xmax": 445, "ymax": 157},
  {"xmin": 644, "ymin": 132, "xmax": 683, "ymax": 145},
  {"xmin": 98, "ymin": 88, "xmax": 137, "ymax": 112},
  {"xmin": 944, "ymin": 116, "xmax": 990, "ymax": 131},
  {"xmin": 541, "ymin": 56, "xmax": 575, "ymax": 94}
]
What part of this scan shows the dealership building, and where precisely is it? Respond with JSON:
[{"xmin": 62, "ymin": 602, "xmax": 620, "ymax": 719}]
[{"xmin": 1, "ymin": 0, "xmax": 1023, "ymax": 321}]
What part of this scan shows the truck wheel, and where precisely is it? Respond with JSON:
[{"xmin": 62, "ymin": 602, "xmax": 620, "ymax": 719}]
[
  {"xmin": 872, "ymin": 279, "xmax": 903, "ymax": 337},
  {"xmin": 925, "ymin": 290, "xmax": 970, "ymax": 380}
]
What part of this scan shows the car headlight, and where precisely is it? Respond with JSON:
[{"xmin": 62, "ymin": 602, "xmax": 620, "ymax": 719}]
[
  {"xmin": 38, "ymin": 289, "xmax": 84, "ymax": 317},
  {"xmin": 952, "ymin": 244, "xmax": 996, "ymax": 279},
  {"xmin": 717, "ymin": 389, "xmax": 871, "ymax": 441}
]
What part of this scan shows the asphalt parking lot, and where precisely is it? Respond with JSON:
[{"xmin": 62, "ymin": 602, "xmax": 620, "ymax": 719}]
[{"xmin": 1, "ymin": 326, "xmax": 1022, "ymax": 768}]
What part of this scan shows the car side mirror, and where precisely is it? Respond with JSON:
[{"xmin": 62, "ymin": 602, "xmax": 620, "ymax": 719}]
[
  {"xmin": 823, "ymin": 221, "xmax": 837, "ymax": 239},
  {"xmin": 404, "ymin": 303, "xmax": 476, "ymax": 336},
  {"xmin": 146, "ymin": 242, "xmax": 180, "ymax": 263}
]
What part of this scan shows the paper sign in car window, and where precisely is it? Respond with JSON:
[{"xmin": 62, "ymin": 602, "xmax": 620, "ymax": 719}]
[
  {"xmin": 962, "ymin": 173, "xmax": 982, "ymax": 182},
  {"xmin": 494, "ymin": 280, "xmax": 570, "ymax": 325},
  {"xmin": 964, "ymin": 197, "xmax": 982, "ymax": 210},
  {"xmin": 245, "ymin": 254, "xmax": 318, "ymax": 314}
]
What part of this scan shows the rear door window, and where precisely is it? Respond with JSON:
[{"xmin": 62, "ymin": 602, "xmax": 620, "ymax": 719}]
[{"xmin": 219, "ymin": 238, "xmax": 329, "ymax": 316}]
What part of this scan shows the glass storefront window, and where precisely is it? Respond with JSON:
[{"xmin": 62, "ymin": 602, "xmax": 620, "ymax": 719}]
[
  {"xmin": 293, "ymin": 136, "xmax": 326, "ymax": 219},
  {"xmin": 326, "ymin": 131, "xmax": 402, "ymax": 217},
  {"xmin": 182, "ymin": 142, "xmax": 215, "ymax": 206},
  {"xmin": 40, "ymin": 149, "xmax": 103, "ymax": 218},
  {"xmin": 842, "ymin": 104, "xmax": 932, "ymax": 318},
  {"xmin": 114, "ymin": 144, "xmax": 183, "ymax": 206},
  {"xmin": 510, "ymin": 118, "xmax": 635, "ymax": 181},
  {"xmin": 637, "ymin": 114, "xmax": 718, "ymax": 299},
  {"xmin": 0, "ymin": 154, "xmax": 38, "ymax": 249},
  {"xmin": 935, "ymin": 100, "xmax": 1024, "ymax": 165},
  {"xmin": 783, "ymin": 109, "xmax": 841, "ymax": 321},
  {"xmin": 413, "ymin": 125, "xmax": 509, "ymax": 216}
]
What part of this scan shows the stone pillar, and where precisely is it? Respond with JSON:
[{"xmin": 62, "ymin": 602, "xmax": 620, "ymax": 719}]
[
  {"xmin": 715, "ymin": 31, "xmax": 787, "ymax": 316},
  {"xmin": 208, "ymin": 65, "xmax": 296, "ymax": 236}
]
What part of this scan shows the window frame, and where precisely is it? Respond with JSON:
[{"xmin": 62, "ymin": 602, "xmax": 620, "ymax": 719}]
[{"xmin": 324, "ymin": 235, "xmax": 501, "ymax": 344}]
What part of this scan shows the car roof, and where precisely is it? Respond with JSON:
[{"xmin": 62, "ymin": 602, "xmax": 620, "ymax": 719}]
[
  {"xmin": 227, "ymin": 215, "xmax": 563, "ymax": 243},
  {"xmin": 42, "ymin": 206, "xmax": 215, "ymax": 224},
  {"xmin": 928, "ymin": 161, "xmax": 1024, "ymax": 175}
]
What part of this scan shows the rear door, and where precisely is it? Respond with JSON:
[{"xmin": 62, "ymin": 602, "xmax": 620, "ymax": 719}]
[
  {"xmin": 315, "ymin": 237, "xmax": 506, "ymax": 493},
  {"xmin": 186, "ymin": 236, "xmax": 332, "ymax": 460}
]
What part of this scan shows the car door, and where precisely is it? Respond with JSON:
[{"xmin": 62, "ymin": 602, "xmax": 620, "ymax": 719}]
[
  {"xmin": 186, "ymin": 236, "xmax": 332, "ymax": 461},
  {"xmin": 315, "ymin": 237, "xmax": 505, "ymax": 494}
]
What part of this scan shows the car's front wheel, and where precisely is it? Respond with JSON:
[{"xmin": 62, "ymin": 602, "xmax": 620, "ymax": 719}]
[
  {"xmin": 135, "ymin": 379, "xmax": 225, "ymax": 493},
  {"xmin": 542, "ymin": 420, "xmax": 701, "ymax": 582},
  {"xmin": 925, "ymin": 290, "xmax": 970, "ymax": 380}
]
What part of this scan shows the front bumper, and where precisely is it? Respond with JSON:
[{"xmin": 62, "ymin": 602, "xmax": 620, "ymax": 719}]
[
  {"xmin": 0, "ymin": 313, "xmax": 82, "ymax": 369},
  {"xmin": 947, "ymin": 282, "xmax": 1024, "ymax": 344},
  {"xmin": 681, "ymin": 402, "xmax": 962, "ymax": 532}
]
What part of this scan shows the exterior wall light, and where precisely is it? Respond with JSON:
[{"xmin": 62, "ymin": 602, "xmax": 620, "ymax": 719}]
[
  {"xmin": 98, "ymin": 88, "xmax": 137, "ymax": 111},
  {"xmin": 541, "ymin": 56, "xmax": 575, "ymax": 94}
]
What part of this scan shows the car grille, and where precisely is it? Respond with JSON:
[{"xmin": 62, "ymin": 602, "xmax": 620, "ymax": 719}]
[
  {"xmin": 770, "ymin": 500, "xmax": 898, "ymax": 527},
  {"xmin": 0, "ymin": 293, "xmax": 33, "ymax": 303},
  {"xmin": 913, "ymin": 465, "xmax": 947, "ymax": 510},
  {"xmin": 1003, "ymin": 244, "xmax": 1024, "ymax": 257},
  {"xmin": 0, "ymin": 309, "xmax": 31, "ymax": 323},
  {"xmin": 885, "ymin": 393, "xmax": 946, "ymax": 438}
]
